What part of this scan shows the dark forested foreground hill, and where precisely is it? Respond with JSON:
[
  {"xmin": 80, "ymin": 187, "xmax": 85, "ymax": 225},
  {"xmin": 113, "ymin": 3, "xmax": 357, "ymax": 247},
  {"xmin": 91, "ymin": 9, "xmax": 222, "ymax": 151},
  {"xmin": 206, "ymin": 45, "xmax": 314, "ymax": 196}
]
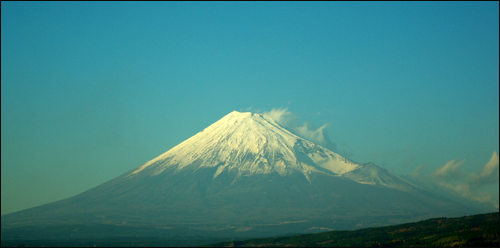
[
  {"xmin": 1, "ymin": 212, "xmax": 497, "ymax": 247},
  {"xmin": 206, "ymin": 212, "xmax": 499, "ymax": 247}
]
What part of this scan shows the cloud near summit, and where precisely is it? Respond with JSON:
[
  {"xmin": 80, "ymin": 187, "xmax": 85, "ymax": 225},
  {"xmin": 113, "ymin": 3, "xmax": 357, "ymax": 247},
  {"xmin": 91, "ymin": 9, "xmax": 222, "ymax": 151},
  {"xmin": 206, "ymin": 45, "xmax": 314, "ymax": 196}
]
[{"xmin": 262, "ymin": 108, "xmax": 337, "ymax": 152}]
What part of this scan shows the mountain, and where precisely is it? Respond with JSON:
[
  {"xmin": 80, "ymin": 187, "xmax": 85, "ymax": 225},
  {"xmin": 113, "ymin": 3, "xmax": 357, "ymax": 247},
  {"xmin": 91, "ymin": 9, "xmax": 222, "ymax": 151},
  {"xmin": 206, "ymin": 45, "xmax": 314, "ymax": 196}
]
[{"xmin": 1, "ymin": 111, "xmax": 475, "ymax": 239}]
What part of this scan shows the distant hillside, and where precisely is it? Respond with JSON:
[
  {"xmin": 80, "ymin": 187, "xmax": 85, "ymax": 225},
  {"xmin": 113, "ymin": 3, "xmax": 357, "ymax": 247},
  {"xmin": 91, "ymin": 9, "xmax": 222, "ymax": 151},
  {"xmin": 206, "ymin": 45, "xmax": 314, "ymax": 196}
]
[{"xmin": 206, "ymin": 212, "xmax": 499, "ymax": 247}]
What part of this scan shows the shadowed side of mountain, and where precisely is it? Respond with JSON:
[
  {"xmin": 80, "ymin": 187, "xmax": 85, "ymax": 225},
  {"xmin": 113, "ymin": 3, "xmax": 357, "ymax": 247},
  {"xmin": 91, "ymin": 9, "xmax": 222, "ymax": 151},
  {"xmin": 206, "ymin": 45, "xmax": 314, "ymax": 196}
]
[{"xmin": 2, "ymin": 165, "xmax": 471, "ymax": 239}]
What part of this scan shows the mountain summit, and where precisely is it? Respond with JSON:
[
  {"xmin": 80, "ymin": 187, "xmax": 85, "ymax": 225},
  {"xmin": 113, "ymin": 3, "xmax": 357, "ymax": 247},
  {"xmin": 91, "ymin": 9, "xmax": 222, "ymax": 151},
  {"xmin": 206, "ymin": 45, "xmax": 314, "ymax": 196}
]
[
  {"xmin": 1, "ymin": 111, "xmax": 473, "ymax": 239},
  {"xmin": 127, "ymin": 111, "xmax": 419, "ymax": 192},
  {"xmin": 128, "ymin": 111, "xmax": 360, "ymax": 181}
]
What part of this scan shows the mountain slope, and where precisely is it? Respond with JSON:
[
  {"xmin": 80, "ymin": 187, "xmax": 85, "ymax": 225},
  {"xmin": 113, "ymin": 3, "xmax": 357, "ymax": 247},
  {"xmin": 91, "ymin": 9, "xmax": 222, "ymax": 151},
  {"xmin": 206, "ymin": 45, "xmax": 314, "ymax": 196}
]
[{"xmin": 1, "ymin": 111, "xmax": 475, "ymax": 239}]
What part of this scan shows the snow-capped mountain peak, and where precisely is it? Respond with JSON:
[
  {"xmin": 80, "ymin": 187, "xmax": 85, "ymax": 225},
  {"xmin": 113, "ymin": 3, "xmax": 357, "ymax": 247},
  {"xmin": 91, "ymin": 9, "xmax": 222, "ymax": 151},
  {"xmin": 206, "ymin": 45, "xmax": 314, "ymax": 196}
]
[{"xmin": 127, "ymin": 111, "xmax": 360, "ymax": 181}]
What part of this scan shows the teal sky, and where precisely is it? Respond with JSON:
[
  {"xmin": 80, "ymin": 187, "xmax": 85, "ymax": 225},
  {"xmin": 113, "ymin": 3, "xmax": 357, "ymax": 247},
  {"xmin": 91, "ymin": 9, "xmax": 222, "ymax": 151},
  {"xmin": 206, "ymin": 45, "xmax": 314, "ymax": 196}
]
[{"xmin": 2, "ymin": 2, "xmax": 499, "ymax": 215}]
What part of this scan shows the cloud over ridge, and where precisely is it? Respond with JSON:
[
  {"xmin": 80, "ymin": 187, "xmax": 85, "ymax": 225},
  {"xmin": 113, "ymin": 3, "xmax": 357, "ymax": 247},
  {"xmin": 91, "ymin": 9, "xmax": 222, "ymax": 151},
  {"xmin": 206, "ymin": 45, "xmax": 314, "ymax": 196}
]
[{"xmin": 262, "ymin": 108, "xmax": 337, "ymax": 152}]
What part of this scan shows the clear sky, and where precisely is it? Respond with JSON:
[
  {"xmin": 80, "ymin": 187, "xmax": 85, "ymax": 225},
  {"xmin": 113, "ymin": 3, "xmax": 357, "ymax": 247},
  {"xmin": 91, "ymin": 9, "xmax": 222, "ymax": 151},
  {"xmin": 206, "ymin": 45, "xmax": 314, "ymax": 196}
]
[{"xmin": 1, "ymin": 2, "xmax": 498, "ymax": 215}]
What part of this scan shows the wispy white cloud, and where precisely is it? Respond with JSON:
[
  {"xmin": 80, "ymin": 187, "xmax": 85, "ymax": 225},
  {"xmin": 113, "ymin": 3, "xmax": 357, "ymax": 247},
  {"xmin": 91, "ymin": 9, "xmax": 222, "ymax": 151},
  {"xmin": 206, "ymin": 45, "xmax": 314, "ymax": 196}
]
[
  {"xmin": 431, "ymin": 159, "xmax": 466, "ymax": 179},
  {"xmin": 475, "ymin": 151, "xmax": 499, "ymax": 186},
  {"xmin": 410, "ymin": 151, "xmax": 499, "ymax": 211},
  {"xmin": 263, "ymin": 108, "xmax": 338, "ymax": 152}
]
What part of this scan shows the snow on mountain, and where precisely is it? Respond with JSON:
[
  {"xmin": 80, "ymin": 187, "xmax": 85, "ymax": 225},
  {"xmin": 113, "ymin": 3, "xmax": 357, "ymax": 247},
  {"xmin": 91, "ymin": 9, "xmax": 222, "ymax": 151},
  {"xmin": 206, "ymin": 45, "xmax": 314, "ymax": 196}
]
[
  {"xmin": 126, "ymin": 111, "xmax": 411, "ymax": 192},
  {"xmin": 342, "ymin": 162, "xmax": 423, "ymax": 192}
]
